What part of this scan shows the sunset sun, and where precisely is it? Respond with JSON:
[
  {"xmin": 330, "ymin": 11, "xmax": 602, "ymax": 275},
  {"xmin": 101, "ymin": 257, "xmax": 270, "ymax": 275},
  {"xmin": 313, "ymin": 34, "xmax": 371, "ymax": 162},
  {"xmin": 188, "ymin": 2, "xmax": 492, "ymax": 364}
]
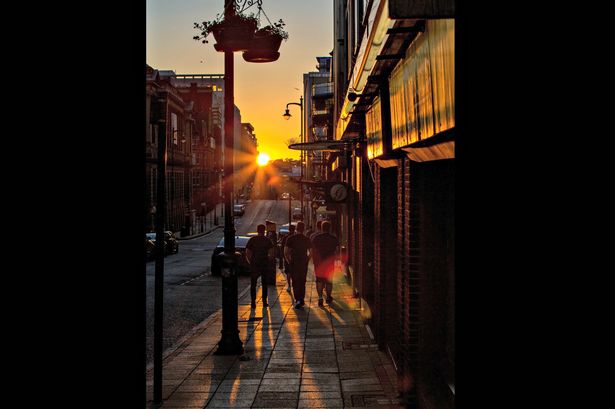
[{"xmin": 257, "ymin": 152, "xmax": 270, "ymax": 167}]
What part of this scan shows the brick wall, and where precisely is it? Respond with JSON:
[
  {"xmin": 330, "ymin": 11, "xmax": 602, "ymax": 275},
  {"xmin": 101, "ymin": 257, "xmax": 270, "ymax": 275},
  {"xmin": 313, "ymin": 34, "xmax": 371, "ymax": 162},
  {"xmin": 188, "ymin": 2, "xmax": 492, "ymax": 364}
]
[
  {"xmin": 373, "ymin": 164, "xmax": 398, "ymax": 349},
  {"xmin": 399, "ymin": 158, "xmax": 455, "ymax": 409},
  {"xmin": 368, "ymin": 156, "xmax": 454, "ymax": 409},
  {"xmin": 359, "ymin": 157, "xmax": 375, "ymax": 305}
]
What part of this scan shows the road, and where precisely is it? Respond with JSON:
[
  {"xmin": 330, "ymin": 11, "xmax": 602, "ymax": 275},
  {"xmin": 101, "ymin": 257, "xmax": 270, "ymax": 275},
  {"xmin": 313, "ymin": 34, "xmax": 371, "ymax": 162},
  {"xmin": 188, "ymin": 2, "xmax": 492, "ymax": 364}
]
[{"xmin": 145, "ymin": 199, "xmax": 297, "ymax": 365}]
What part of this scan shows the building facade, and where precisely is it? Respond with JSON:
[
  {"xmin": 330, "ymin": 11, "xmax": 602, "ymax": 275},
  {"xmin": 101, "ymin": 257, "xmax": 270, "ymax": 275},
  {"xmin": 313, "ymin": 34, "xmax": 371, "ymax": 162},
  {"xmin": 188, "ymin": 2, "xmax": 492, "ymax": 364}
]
[
  {"xmin": 174, "ymin": 79, "xmax": 222, "ymax": 233},
  {"xmin": 146, "ymin": 65, "xmax": 193, "ymax": 235},
  {"xmin": 302, "ymin": 56, "xmax": 336, "ymax": 229},
  {"xmin": 329, "ymin": 1, "xmax": 455, "ymax": 408},
  {"xmin": 146, "ymin": 69, "xmax": 252, "ymax": 235}
]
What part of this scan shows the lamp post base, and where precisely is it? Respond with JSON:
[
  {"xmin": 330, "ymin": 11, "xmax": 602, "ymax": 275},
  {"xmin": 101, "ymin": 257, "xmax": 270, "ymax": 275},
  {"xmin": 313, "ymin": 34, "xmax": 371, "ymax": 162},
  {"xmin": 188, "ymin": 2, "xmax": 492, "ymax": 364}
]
[{"xmin": 214, "ymin": 330, "xmax": 244, "ymax": 355}]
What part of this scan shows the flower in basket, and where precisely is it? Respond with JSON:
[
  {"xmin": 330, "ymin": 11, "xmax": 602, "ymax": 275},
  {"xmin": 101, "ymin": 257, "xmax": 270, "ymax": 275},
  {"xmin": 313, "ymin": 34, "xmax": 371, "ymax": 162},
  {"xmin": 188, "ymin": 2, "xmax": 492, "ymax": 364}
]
[
  {"xmin": 193, "ymin": 12, "xmax": 259, "ymax": 44},
  {"xmin": 254, "ymin": 19, "xmax": 289, "ymax": 42}
]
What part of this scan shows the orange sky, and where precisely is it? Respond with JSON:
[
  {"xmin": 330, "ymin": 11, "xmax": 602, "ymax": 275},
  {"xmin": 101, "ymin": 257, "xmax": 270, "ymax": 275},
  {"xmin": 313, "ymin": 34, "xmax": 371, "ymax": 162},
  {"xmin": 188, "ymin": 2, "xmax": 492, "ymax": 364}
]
[{"xmin": 147, "ymin": 0, "xmax": 333, "ymax": 160}]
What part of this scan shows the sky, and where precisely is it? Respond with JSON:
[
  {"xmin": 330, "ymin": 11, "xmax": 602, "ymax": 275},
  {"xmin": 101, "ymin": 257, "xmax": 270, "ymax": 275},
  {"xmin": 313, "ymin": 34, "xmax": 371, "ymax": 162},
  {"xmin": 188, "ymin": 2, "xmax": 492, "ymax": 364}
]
[{"xmin": 147, "ymin": 0, "xmax": 333, "ymax": 160}]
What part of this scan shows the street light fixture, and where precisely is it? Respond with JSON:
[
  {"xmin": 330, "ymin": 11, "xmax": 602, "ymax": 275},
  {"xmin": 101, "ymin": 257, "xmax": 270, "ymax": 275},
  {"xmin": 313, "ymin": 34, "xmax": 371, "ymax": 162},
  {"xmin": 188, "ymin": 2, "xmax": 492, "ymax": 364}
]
[{"xmin": 282, "ymin": 96, "xmax": 304, "ymax": 219}]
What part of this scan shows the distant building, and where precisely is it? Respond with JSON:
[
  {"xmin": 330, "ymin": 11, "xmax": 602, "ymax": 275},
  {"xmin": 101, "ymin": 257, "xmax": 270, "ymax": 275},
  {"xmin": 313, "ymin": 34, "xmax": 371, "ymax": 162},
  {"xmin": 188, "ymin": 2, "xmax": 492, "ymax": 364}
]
[
  {"xmin": 302, "ymin": 56, "xmax": 334, "ymax": 227},
  {"xmin": 237, "ymin": 123, "xmax": 258, "ymax": 198},
  {"xmin": 147, "ymin": 69, "xmax": 252, "ymax": 234}
]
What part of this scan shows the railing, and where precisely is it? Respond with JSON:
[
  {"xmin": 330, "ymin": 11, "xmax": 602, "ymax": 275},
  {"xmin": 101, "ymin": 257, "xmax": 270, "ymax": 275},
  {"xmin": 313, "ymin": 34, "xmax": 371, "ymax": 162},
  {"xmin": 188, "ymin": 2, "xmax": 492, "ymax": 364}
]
[
  {"xmin": 170, "ymin": 74, "xmax": 225, "ymax": 90},
  {"xmin": 172, "ymin": 74, "xmax": 224, "ymax": 79},
  {"xmin": 312, "ymin": 107, "xmax": 331, "ymax": 117}
]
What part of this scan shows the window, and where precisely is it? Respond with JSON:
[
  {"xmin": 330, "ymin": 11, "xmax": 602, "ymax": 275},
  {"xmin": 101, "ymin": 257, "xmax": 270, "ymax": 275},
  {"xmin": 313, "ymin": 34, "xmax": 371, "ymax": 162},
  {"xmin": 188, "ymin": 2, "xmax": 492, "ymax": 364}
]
[
  {"xmin": 193, "ymin": 172, "xmax": 201, "ymax": 187},
  {"xmin": 171, "ymin": 112, "xmax": 178, "ymax": 145}
]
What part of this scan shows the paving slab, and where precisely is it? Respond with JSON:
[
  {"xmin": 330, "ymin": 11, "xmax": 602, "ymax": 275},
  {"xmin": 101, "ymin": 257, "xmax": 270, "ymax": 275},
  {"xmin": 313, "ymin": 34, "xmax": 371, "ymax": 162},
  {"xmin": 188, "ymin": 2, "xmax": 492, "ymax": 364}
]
[{"xmin": 146, "ymin": 270, "xmax": 403, "ymax": 409}]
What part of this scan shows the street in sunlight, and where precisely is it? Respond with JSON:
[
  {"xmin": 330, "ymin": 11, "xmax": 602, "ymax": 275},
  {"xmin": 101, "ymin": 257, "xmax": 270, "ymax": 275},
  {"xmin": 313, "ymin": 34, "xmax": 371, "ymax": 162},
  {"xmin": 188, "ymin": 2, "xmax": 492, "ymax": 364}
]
[{"xmin": 146, "ymin": 1, "xmax": 455, "ymax": 408}]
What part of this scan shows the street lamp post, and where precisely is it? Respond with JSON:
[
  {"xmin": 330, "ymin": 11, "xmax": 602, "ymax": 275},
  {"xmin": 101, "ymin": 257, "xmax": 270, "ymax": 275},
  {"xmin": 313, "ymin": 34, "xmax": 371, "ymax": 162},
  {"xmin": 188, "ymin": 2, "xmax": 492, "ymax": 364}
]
[
  {"xmin": 152, "ymin": 91, "xmax": 168, "ymax": 404},
  {"xmin": 170, "ymin": 130, "xmax": 186, "ymax": 234},
  {"xmin": 200, "ymin": 0, "xmax": 281, "ymax": 356},
  {"xmin": 283, "ymin": 96, "xmax": 304, "ymax": 218},
  {"xmin": 215, "ymin": 0, "xmax": 244, "ymax": 356},
  {"xmin": 288, "ymin": 191, "xmax": 292, "ymax": 228}
]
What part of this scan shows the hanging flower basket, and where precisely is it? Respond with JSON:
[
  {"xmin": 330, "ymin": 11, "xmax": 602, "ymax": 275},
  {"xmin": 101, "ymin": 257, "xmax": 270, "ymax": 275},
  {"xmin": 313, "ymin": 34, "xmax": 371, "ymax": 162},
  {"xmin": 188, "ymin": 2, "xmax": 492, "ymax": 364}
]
[
  {"xmin": 243, "ymin": 49, "xmax": 281, "ymax": 63},
  {"xmin": 194, "ymin": 13, "xmax": 258, "ymax": 52},
  {"xmin": 212, "ymin": 21, "xmax": 257, "ymax": 52},
  {"xmin": 242, "ymin": 20, "xmax": 288, "ymax": 63}
]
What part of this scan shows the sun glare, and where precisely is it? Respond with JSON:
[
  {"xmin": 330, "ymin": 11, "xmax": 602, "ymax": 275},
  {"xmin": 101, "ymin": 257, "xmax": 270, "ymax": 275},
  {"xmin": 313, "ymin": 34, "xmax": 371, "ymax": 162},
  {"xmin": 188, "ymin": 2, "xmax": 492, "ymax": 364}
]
[{"xmin": 257, "ymin": 152, "xmax": 270, "ymax": 167}]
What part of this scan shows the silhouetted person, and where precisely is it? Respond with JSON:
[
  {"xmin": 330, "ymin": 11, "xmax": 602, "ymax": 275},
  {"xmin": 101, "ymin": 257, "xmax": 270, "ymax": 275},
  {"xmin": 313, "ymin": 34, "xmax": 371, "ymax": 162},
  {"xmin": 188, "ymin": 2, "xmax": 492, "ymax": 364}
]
[
  {"xmin": 284, "ymin": 221, "xmax": 311, "ymax": 309},
  {"xmin": 265, "ymin": 220, "xmax": 278, "ymax": 284},
  {"xmin": 245, "ymin": 224, "xmax": 275, "ymax": 308},
  {"xmin": 280, "ymin": 224, "xmax": 296, "ymax": 293},
  {"xmin": 311, "ymin": 221, "xmax": 339, "ymax": 307},
  {"xmin": 310, "ymin": 220, "xmax": 323, "ymax": 241}
]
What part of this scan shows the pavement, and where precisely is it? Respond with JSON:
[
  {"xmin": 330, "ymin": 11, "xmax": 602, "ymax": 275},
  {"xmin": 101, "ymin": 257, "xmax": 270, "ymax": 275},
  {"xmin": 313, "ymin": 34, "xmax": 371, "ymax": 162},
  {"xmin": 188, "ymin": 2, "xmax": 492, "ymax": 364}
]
[
  {"xmin": 146, "ymin": 265, "xmax": 404, "ymax": 409},
  {"xmin": 176, "ymin": 203, "xmax": 225, "ymax": 241}
]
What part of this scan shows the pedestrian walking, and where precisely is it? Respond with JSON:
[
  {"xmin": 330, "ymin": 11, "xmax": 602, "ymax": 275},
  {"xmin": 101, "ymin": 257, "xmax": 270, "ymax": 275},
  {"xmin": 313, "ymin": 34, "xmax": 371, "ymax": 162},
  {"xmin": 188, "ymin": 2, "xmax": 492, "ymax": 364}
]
[
  {"xmin": 310, "ymin": 220, "xmax": 323, "ymax": 241},
  {"xmin": 265, "ymin": 220, "xmax": 278, "ymax": 284},
  {"xmin": 284, "ymin": 221, "xmax": 311, "ymax": 309},
  {"xmin": 311, "ymin": 220, "xmax": 339, "ymax": 307},
  {"xmin": 280, "ymin": 224, "xmax": 296, "ymax": 293},
  {"xmin": 245, "ymin": 224, "xmax": 275, "ymax": 308}
]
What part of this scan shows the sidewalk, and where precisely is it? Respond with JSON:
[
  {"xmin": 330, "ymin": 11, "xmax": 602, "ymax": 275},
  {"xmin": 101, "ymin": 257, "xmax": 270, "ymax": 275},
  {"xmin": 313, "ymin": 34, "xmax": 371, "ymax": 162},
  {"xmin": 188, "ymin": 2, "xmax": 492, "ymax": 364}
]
[
  {"xmin": 177, "ymin": 203, "xmax": 225, "ymax": 240},
  {"xmin": 146, "ymin": 266, "xmax": 403, "ymax": 409}
]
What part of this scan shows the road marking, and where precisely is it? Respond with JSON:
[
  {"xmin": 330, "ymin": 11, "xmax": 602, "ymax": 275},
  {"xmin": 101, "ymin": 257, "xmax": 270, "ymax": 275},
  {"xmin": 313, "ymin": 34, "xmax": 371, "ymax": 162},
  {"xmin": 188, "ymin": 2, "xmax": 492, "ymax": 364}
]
[{"xmin": 178, "ymin": 272, "xmax": 207, "ymax": 286}]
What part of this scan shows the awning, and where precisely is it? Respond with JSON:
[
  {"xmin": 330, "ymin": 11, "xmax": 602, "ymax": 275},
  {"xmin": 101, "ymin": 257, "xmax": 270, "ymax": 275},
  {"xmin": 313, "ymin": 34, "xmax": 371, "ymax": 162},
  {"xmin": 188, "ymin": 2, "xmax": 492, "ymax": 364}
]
[
  {"xmin": 403, "ymin": 141, "xmax": 454, "ymax": 162},
  {"xmin": 374, "ymin": 158, "xmax": 400, "ymax": 168},
  {"xmin": 401, "ymin": 128, "xmax": 455, "ymax": 162},
  {"xmin": 288, "ymin": 139, "xmax": 361, "ymax": 152}
]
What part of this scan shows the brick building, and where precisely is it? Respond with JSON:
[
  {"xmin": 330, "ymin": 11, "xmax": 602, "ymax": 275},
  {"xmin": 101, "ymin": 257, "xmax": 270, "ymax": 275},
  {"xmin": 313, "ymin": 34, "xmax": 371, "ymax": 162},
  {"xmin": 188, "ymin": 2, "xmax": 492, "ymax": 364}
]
[
  {"xmin": 146, "ymin": 68, "xmax": 256, "ymax": 234},
  {"xmin": 174, "ymin": 79, "xmax": 223, "ymax": 232},
  {"xmin": 327, "ymin": 1, "xmax": 455, "ymax": 408},
  {"xmin": 236, "ymin": 123, "xmax": 258, "ymax": 198},
  {"xmin": 145, "ymin": 65, "xmax": 193, "ymax": 234}
]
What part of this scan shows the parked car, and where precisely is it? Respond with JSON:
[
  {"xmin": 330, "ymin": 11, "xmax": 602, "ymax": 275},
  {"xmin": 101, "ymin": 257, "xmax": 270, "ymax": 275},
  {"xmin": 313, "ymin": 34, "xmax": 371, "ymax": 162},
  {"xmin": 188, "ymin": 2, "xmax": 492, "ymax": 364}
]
[
  {"xmin": 292, "ymin": 207, "xmax": 303, "ymax": 220},
  {"xmin": 233, "ymin": 204, "xmax": 246, "ymax": 216},
  {"xmin": 145, "ymin": 236, "xmax": 156, "ymax": 261},
  {"xmin": 164, "ymin": 231, "xmax": 179, "ymax": 254},
  {"xmin": 146, "ymin": 232, "xmax": 166, "ymax": 259},
  {"xmin": 211, "ymin": 235, "xmax": 252, "ymax": 276},
  {"xmin": 146, "ymin": 231, "xmax": 178, "ymax": 256}
]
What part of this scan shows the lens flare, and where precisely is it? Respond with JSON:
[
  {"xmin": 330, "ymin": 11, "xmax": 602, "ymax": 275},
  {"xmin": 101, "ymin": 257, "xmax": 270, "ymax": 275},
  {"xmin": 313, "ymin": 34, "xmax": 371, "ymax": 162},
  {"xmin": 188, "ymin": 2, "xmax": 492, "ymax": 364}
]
[{"xmin": 257, "ymin": 153, "xmax": 270, "ymax": 167}]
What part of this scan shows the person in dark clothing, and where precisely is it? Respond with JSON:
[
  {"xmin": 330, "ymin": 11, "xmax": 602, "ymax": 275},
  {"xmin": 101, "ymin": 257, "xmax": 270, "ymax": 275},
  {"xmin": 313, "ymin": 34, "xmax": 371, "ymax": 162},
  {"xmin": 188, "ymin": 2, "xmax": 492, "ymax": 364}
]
[
  {"xmin": 309, "ymin": 220, "xmax": 323, "ymax": 241},
  {"xmin": 245, "ymin": 224, "xmax": 275, "ymax": 308},
  {"xmin": 265, "ymin": 220, "xmax": 279, "ymax": 284},
  {"xmin": 280, "ymin": 224, "xmax": 296, "ymax": 293},
  {"xmin": 311, "ymin": 221, "xmax": 339, "ymax": 307},
  {"xmin": 284, "ymin": 221, "xmax": 311, "ymax": 309}
]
